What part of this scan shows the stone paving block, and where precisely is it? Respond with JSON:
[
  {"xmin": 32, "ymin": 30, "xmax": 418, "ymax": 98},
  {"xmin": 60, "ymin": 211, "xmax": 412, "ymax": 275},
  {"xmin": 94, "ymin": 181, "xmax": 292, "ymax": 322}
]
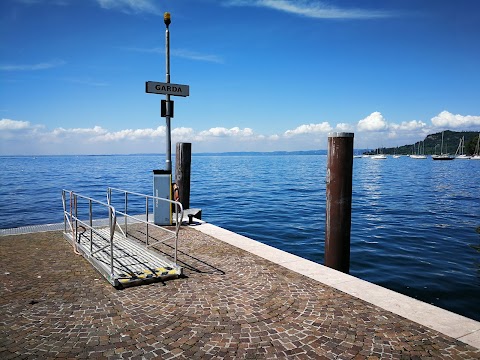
[{"xmin": 1, "ymin": 227, "xmax": 479, "ymax": 359}]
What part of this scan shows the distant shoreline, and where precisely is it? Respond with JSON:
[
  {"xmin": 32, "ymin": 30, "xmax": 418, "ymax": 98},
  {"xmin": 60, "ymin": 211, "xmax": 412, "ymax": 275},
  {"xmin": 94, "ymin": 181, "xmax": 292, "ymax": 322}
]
[{"xmin": 0, "ymin": 150, "xmax": 335, "ymax": 157}]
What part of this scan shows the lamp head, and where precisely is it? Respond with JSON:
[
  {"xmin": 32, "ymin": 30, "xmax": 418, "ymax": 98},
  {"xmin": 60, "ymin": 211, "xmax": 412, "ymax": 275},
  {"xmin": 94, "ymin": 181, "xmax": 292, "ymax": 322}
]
[{"xmin": 164, "ymin": 12, "xmax": 171, "ymax": 27}]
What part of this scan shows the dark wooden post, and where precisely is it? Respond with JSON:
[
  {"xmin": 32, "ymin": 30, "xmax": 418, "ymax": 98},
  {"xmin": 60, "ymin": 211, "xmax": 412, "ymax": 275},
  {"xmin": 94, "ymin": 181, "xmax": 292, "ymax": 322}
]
[
  {"xmin": 175, "ymin": 142, "xmax": 191, "ymax": 210},
  {"xmin": 325, "ymin": 132, "xmax": 354, "ymax": 274}
]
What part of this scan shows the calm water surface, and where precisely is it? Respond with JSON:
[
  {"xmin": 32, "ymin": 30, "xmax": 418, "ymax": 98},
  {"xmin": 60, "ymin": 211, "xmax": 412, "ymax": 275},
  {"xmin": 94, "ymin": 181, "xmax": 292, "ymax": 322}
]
[{"xmin": 1, "ymin": 154, "xmax": 479, "ymax": 320}]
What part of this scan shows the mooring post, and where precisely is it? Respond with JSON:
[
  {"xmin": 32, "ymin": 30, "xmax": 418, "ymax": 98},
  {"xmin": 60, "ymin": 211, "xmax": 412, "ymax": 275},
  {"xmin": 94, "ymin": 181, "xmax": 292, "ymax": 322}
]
[
  {"xmin": 325, "ymin": 132, "xmax": 354, "ymax": 274},
  {"xmin": 175, "ymin": 142, "xmax": 191, "ymax": 210}
]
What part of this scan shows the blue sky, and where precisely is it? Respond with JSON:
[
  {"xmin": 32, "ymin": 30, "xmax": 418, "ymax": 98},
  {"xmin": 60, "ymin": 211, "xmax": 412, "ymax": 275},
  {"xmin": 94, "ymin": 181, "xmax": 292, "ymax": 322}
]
[{"xmin": 1, "ymin": 0, "xmax": 479, "ymax": 155}]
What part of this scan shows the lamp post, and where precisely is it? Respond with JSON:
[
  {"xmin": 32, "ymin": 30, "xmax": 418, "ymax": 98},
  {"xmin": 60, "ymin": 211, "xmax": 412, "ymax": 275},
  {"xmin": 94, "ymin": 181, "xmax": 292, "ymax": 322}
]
[
  {"xmin": 164, "ymin": 12, "xmax": 172, "ymax": 172},
  {"xmin": 147, "ymin": 12, "xmax": 191, "ymax": 225}
]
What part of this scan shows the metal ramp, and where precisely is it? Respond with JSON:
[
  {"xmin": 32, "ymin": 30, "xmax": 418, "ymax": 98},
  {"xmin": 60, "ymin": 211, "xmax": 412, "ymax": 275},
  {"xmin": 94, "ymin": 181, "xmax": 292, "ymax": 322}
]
[{"xmin": 62, "ymin": 189, "xmax": 184, "ymax": 288}]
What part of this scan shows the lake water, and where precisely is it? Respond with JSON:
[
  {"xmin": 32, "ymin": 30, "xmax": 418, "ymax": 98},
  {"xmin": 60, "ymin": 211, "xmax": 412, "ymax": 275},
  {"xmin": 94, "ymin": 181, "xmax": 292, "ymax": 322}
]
[{"xmin": 1, "ymin": 154, "xmax": 479, "ymax": 321}]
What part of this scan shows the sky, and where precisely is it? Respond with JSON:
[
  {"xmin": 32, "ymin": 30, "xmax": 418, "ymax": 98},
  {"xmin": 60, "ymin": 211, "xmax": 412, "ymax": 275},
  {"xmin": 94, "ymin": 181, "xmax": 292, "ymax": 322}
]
[{"xmin": 1, "ymin": 0, "xmax": 480, "ymax": 155}]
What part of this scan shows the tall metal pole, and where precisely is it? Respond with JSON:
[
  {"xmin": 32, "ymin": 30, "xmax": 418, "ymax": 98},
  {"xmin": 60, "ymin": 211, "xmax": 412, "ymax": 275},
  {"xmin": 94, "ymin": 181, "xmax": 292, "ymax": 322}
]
[{"xmin": 164, "ymin": 12, "xmax": 172, "ymax": 172}]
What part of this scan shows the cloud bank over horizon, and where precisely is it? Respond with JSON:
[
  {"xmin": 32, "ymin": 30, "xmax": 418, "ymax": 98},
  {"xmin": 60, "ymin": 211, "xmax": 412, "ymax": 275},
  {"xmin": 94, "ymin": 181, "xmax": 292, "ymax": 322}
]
[{"xmin": 1, "ymin": 111, "xmax": 479, "ymax": 155}]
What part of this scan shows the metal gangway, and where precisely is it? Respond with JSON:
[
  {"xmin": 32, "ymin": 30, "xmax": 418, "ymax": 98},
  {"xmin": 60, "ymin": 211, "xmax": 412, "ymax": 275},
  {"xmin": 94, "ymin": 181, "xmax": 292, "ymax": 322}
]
[{"xmin": 62, "ymin": 188, "xmax": 184, "ymax": 288}]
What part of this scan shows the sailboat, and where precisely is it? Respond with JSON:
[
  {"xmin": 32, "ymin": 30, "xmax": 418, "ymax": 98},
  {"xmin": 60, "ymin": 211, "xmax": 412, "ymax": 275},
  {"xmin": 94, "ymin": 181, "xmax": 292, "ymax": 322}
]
[
  {"xmin": 472, "ymin": 135, "xmax": 480, "ymax": 160},
  {"xmin": 410, "ymin": 141, "xmax": 427, "ymax": 159},
  {"xmin": 454, "ymin": 136, "xmax": 470, "ymax": 159},
  {"xmin": 432, "ymin": 131, "xmax": 454, "ymax": 160},
  {"xmin": 393, "ymin": 147, "xmax": 401, "ymax": 158},
  {"xmin": 371, "ymin": 147, "xmax": 387, "ymax": 159}
]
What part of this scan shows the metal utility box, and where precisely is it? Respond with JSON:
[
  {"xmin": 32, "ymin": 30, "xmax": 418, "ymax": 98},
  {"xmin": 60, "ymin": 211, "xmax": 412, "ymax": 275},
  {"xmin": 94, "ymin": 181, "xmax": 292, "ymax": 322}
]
[{"xmin": 153, "ymin": 170, "xmax": 172, "ymax": 225}]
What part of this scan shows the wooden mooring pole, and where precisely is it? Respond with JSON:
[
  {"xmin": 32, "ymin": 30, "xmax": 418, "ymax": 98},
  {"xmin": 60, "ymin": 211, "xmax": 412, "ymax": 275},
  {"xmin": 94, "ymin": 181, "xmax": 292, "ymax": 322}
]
[
  {"xmin": 325, "ymin": 132, "xmax": 354, "ymax": 274},
  {"xmin": 175, "ymin": 142, "xmax": 191, "ymax": 210}
]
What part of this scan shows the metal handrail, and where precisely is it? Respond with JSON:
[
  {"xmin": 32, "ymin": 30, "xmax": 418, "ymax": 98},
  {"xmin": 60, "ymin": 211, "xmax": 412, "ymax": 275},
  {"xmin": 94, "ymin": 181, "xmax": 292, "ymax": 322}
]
[
  {"xmin": 62, "ymin": 189, "xmax": 117, "ymax": 277},
  {"xmin": 107, "ymin": 187, "xmax": 183, "ymax": 264}
]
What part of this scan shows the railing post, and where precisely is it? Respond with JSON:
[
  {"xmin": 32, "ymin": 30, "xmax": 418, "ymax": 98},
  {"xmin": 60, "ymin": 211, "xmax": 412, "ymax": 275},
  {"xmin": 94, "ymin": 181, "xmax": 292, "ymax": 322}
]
[
  {"xmin": 109, "ymin": 206, "xmax": 114, "ymax": 278},
  {"xmin": 145, "ymin": 197, "xmax": 149, "ymax": 245},
  {"xmin": 174, "ymin": 233, "xmax": 177, "ymax": 264},
  {"xmin": 74, "ymin": 194, "xmax": 78, "ymax": 242},
  {"xmin": 62, "ymin": 191, "xmax": 67, "ymax": 233},
  {"xmin": 325, "ymin": 132, "xmax": 354, "ymax": 274},
  {"xmin": 124, "ymin": 192, "xmax": 128, "ymax": 233},
  {"xmin": 175, "ymin": 142, "xmax": 191, "ymax": 210},
  {"xmin": 89, "ymin": 199, "xmax": 93, "ymax": 253}
]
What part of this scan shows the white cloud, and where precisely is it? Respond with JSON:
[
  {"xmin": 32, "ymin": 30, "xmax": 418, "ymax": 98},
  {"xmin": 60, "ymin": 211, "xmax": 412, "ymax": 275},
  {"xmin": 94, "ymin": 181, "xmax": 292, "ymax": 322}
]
[
  {"xmin": 13, "ymin": 0, "xmax": 42, "ymax": 4},
  {"xmin": 389, "ymin": 120, "xmax": 427, "ymax": 131},
  {"xmin": 64, "ymin": 77, "xmax": 108, "ymax": 87},
  {"xmin": 431, "ymin": 110, "xmax": 480, "ymax": 129},
  {"xmin": 0, "ymin": 59, "xmax": 66, "ymax": 71},
  {"xmin": 225, "ymin": 0, "xmax": 392, "ymax": 19},
  {"xmin": 284, "ymin": 122, "xmax": 332, "ymax": 137},
  {"xmin": 386, "ymin": 120, "xmax": 428, "ymax": 141},
  {"xmin": 52, "ymin": 125, "xmax": 108, "ymax": 138},
  {"xmin": 13, "ymin": 0, "xmax": 71, "ymax": 5},
  {"xmin": 0, "ymin": 119, "xmax": 31, "ymax": 130},
  {"xmin": 0, "ymin": 118, "xmax": 45, "ymax": 142},
  {"xmin": 96, "ymin": 126, "xmax": 165, "ymax": 141},
  {"xmin": 357, "ymin": 111, "xmax": 388, "ymax": 132},
  {"xmin": 335, "ymin": 123, "xmax": 354, "ymax": 132},
  {"xmin": 123, "ymin": 47, "xmax": 224, "ymax": 64},
  {"xmin": 173, "ymin": 49, "xmax": 224, "ymax": 64},
  {"xmin": 172, "ymin": 127, "xmax": 195, "ymax": 138},
  {"xmin": 96, "ymin": 0, "xmax": 160, "ymax": 14},
  {"xmin": 197, "ymin": 127, "xmax": 255, "ymax": 139}
]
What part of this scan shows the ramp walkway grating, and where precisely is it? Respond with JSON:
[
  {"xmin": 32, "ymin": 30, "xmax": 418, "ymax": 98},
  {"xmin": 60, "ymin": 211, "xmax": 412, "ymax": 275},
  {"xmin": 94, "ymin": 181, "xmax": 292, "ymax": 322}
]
[
  {"xmin": 64, "ymin": 227, "xmax": 181, "ymax": 288},
  {"xmin": 60, "ymin": 188, "xmax": 185, "ymax": 288}
]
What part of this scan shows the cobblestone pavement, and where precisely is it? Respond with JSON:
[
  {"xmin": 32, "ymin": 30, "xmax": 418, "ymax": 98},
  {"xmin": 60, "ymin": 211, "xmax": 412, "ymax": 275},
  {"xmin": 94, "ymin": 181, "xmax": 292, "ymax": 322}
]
[{"xmin": 1, "ymin": 227, "xmax": 479, "ymax": 359}]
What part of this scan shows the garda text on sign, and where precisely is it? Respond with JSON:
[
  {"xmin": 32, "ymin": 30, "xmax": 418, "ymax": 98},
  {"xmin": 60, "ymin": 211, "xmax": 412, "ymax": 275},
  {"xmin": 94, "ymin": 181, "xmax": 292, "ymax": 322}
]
[{"xmin": 146, "ymin": 81, "xmax": 190, "ymax": 97}]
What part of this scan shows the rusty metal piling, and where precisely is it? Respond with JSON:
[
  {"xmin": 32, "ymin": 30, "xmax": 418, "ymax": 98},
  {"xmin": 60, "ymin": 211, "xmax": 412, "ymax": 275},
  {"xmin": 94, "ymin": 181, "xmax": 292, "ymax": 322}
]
[
  {"xmin": 325, "ymin": 132, "xmax": 354, "ymax": 273},
  {"xmin": 175, "ymin": 142, "xmax": 192, "ymax": 210}
]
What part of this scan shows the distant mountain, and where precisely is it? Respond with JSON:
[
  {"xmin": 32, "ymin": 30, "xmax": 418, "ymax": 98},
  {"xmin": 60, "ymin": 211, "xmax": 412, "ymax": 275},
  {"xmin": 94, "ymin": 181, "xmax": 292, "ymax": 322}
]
[{"xmin": 367, "ymin": 130, "xmax": 480, "ymax": 156}]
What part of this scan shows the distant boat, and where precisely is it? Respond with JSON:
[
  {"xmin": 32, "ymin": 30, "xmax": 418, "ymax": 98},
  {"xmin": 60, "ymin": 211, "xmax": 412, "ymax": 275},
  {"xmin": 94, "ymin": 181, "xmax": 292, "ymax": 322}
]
[
  {"xmin": 432, "ymin": 132, "xmax": 455, "ymax": 160},
  {"xmin": 454, "ymin": 136, "xmax": 470, "ymax": 160},
  {"xmin": 432, "ymin": 154, "xmax": 455, "ymax": 160},
  {"xmin": 370, "ymin": 147, "xmax": 387, "ymax": 159},
  {"xmin": 393, "ymin": 147, "xmax": 401, "ymax": 158},
  {"xmin": 472, "ymin": 135, "xmax": 480, "ymax": 160},
  {"xmin": 410, "ymin": 141, "xmax": 427, "ymax": 159}
]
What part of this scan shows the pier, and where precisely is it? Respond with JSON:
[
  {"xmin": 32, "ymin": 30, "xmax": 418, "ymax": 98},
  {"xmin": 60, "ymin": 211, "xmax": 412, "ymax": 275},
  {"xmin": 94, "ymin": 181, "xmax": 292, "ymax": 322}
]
[{"xmin": 1, "ymin": 221, "xmax": 479, "ymax": 359}]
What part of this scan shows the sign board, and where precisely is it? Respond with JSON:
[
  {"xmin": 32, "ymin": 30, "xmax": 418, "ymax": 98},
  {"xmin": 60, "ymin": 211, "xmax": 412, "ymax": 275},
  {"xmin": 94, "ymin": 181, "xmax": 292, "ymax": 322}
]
[
  {"xmin": 161, "ymin": 100, "xmax": 174, "ymax": 118},
  {"xmin": 146, "ymin": 81, "xmax": 189, "ymax": 97}
]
